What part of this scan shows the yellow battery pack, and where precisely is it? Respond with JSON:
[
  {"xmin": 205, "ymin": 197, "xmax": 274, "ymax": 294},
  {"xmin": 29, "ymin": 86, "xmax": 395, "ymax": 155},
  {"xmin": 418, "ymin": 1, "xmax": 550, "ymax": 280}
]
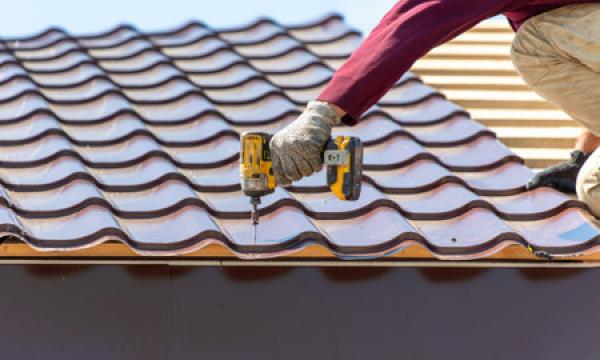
[{"xmin": 325, "ymin": 136, "xmax": 363, "ymax": 201}]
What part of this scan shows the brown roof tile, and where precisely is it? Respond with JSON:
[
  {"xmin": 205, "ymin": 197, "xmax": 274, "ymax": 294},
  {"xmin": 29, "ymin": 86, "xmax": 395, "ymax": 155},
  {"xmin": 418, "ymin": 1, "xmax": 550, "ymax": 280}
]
[{"xmin": 0, "ymin": 14, "xmax": 598, "ymax": 260}]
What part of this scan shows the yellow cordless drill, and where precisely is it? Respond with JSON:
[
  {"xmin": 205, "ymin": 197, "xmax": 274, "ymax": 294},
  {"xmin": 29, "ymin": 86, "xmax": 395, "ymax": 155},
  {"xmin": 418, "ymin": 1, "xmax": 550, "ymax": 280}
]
[{"xmin": 240, "ymin": 132, "xmax": 363, "ymax": 242}]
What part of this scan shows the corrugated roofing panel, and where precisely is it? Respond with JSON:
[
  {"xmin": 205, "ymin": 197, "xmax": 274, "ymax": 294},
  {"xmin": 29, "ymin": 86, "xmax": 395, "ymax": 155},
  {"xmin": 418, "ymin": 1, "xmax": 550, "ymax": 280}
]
[{"xmin": 0, "ymin": 14, "xmax": 597, "ymax": 260}]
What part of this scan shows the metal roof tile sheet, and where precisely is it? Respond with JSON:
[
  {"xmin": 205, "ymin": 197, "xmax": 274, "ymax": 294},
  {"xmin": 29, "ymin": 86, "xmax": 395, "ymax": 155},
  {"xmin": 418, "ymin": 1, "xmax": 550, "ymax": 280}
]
[{"xmin": 0, "ymin": 14, "xmax": 597, "ymax": 260}]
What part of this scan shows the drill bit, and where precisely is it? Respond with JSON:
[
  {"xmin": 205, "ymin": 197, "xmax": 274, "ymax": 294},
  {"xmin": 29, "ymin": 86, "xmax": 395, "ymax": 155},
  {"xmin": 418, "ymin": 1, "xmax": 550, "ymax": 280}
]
[{"xmin": 250, "ymin": 196, "xmax": 261, "ymax": 245}]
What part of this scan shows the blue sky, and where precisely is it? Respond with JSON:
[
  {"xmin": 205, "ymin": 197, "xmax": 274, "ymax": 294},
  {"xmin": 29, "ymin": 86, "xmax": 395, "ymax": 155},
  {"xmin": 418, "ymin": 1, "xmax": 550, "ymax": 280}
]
[{"xmin": 0, "ymin": 0, "xmax": 402, "ymax": 37}]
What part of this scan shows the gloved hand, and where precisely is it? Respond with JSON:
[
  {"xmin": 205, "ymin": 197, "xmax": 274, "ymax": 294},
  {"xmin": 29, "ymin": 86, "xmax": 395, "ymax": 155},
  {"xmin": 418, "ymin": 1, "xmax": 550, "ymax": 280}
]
[
  {"xmin": 526, "ymin": 150, "xmax": 590, "ymax": 193},
  {"xmin": 270, "ymin": 100, "xmax": 341, "ymax": 187}
]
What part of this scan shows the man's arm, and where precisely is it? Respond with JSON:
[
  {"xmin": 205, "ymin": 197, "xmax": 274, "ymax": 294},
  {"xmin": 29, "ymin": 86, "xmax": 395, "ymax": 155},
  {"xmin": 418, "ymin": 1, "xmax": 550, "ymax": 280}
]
[
  {"xmin": 318, "ymin": 0, "xmax": 518, "ymax": 125},
  {"xmin": 269, "ymin": 0, "xmax": 518, "ymax": 186}
]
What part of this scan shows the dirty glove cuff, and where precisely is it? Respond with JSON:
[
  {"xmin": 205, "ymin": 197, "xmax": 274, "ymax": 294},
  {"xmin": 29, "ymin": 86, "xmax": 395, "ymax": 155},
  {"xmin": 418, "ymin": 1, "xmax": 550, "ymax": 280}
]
[{"xmin": 306, "ymin": 100, "xmax": 342, "ymax": 126}]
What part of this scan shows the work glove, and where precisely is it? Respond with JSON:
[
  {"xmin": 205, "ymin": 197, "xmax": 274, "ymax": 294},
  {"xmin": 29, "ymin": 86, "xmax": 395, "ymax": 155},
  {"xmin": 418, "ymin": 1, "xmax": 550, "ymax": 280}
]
[
  {"xmin": 526, "ymin": 150, "xmax": 590, "ymax": 193},
  {"xmin": 270, "ymin": 100, "xmax": 341, "ymax": 187}
]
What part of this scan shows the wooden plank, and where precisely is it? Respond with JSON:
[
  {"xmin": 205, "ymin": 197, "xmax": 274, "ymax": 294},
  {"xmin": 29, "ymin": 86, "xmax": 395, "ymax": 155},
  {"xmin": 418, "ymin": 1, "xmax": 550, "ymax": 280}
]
[{"xmin": 2, "ymin": 241, "xmax": 600, "ymax": 263}]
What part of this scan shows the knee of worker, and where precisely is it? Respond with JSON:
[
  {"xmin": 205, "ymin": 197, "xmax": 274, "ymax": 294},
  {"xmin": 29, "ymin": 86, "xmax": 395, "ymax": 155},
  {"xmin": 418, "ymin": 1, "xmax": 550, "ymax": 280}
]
[
  {"xmin": 510, "ymin": 44, "xmax": 556, "ymax": 89},
  {"xmin": 576, "ymin": 148, "xmax": 600, "ymax": 218},
  {"xmin": 509, "ymin": 20, "xmax": 562, "ymax": 89}
]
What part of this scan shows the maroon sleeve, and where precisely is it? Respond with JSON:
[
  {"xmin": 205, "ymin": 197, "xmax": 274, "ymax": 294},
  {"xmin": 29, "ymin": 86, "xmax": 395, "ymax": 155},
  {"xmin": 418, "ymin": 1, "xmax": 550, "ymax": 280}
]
[{"xmin": 317, "ymin": 0, "xmax": 517, "ymax": 125}]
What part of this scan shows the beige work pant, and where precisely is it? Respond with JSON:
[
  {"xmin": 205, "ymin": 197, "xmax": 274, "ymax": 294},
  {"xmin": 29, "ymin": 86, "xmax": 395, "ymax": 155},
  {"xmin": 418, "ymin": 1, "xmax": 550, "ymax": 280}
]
[{"xmin": 510, "ymin": 3, "xmax": 600, "ymax": 215}]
